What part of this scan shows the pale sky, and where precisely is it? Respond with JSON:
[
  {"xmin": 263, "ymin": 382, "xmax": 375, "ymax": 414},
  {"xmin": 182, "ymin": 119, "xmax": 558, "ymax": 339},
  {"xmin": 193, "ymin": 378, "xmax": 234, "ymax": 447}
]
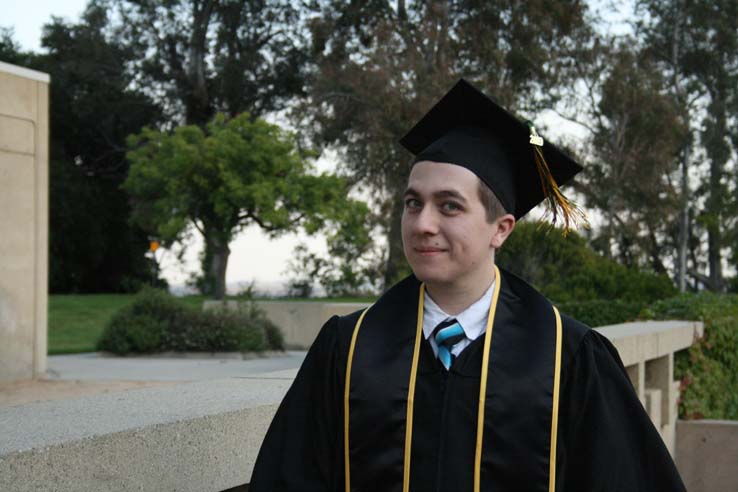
[{"xmin": 3, "ymin": 1, "xmax": 629, "ymax": 294}]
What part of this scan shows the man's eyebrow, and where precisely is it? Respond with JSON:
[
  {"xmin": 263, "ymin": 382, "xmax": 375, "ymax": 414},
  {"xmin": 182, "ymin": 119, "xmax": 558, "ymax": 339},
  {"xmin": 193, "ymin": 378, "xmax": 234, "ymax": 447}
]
[
  {"xmin": 434, "ymin": 190, "xmax": 468, "ymax": 203},
  {"xmin": 403, "ymin": 187, "xmax": 468, "ymax": 203}
]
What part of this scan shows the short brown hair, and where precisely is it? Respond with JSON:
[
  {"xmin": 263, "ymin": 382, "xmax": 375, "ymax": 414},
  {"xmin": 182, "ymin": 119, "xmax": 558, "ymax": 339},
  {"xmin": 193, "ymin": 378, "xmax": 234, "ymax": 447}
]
[{"xmin": 477, "ymin": 179, "xmax": 508, "ymax": 223}]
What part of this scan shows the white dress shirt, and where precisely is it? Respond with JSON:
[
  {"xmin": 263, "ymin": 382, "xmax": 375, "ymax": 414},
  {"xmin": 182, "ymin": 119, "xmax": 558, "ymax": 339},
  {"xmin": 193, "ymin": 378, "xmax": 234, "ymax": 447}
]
[{"xmin": 422, "ymin": 280, "xmax": 496, "ymax": 359}]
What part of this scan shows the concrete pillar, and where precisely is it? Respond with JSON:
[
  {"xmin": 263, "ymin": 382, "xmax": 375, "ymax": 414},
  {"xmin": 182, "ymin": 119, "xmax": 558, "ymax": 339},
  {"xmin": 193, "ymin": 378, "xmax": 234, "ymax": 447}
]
[
  {"xmin": 0, "ymin": 61, "xmax": 49, "ymax": 382},
  {"xmin": 626, "ymin": 360, "xmax": 645, "ymax": 406},
  {"xmin": 645, "ymin": 353, "xmax": 676, "ymax": 453}
]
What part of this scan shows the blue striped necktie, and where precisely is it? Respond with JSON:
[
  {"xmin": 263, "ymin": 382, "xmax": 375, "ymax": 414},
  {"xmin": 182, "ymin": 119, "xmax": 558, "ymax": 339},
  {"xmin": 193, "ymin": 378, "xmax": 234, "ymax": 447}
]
[{"xmin": 433, "ymin": 318, "xmax": 465, "ymax": 370}]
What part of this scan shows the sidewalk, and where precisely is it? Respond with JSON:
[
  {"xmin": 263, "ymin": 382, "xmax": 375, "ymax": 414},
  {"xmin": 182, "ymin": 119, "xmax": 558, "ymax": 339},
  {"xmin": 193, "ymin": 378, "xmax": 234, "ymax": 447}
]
[{"xmin": 0, "ymin": 351, "xmax": 307, "ymax": 407}]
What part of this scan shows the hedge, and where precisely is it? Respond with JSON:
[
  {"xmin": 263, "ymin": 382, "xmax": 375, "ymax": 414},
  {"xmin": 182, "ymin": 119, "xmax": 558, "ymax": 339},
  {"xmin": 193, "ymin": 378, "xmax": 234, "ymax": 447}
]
[
  {"xmin": 643, "ymin": 292, "xmax": 738, "ymax": 420},
  {"xmin": 97, "ymin": 288, "xmax": 284, "ymax": 355}
]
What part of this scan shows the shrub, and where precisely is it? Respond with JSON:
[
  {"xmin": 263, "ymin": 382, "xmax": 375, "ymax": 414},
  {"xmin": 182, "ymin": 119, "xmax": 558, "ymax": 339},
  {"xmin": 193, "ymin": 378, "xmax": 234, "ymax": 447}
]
[
  {"xmin": 96, "ymin": 288, "xmax": 186, "ymax": 354},
  {"xmin": 239, "ymin": 302, "xmax": 285, "ymax": 351},
  {"xmin": 642, "ymin": 292, "xmax": 738, "ymax": 321},
  {"xmin": 497, "ymin": 222, "xmax": 676, "ymax": 304},
  {"xmin": 173, "ymin": 309, "xmax": 266, "ymax": 352},
  {"xmin": 642, "ymin": 292, "xmax": 738, "ymax": 420},
  {"xmin": 97, "ymin": 290, "xmax": 285, "ymax": 354},
  {"xmin": 557, "ymin": 299, "xmax": 645, "ymax": 327}
]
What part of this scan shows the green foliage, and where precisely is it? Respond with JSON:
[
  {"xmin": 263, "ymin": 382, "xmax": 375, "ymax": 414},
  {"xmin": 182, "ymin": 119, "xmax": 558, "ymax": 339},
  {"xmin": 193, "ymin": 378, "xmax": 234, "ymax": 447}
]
[
  {"xmin": 497, "ymin": 222, "xmax": 676, "ymax": 303},
  {"xmin": 114, "ymin": 0, "xmax": 308, "ymax": 125},
  {"xmin": 97, "ymin": 289, "xmax": 186, "ymax": 354},
  {"xmin": 287, "ymin": 200, "xmax": 382, "ymax": 297},
  {"xmin": 557, "ymin": 299, "xmax": 645, "ymax": 327},
  {"xmin": 643, "ymin": 292, "xmax": 738, "ymax": 321},
  {"xmin": 642, "ymin": 292, "xmax": 738, "ymax": 420},
  {"xmin": 125, "ymin": 112, "xmax": 366, "ymax": 298},
  {"xmin": 96, "ymin": 289, "xmax": 284, "ymax": 354}
]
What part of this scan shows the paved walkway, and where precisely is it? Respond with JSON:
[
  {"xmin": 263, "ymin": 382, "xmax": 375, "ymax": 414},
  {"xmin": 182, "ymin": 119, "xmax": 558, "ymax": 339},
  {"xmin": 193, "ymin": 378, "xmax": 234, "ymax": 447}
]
[
  {"xmin": 0, "ymin": 351, "xmax": 307, "ymax": 407},
  {"xmin": 47, "ymin": 351, "xmax": 308, "ymax": 381}
]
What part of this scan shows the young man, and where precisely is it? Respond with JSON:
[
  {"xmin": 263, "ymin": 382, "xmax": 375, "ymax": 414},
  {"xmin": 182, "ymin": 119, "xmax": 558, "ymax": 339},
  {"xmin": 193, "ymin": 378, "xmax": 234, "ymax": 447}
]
[{"xmin": 250, "ymin": 80, "xmax": 686, "ymax": 492}]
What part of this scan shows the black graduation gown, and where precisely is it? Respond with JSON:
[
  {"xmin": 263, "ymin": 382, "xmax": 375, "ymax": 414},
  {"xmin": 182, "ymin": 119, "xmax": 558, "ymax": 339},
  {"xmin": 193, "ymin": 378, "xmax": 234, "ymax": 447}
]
[{"xmin": 250, "ymin": 269, "xmax": 685, "ymax": 492}]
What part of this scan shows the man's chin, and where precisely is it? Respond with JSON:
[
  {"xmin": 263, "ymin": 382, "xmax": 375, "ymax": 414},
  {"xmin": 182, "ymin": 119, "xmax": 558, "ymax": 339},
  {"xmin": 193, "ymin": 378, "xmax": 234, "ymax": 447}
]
[{"xmin": 410, "ymin": 268, "xmax": 451, "ymax": 286}]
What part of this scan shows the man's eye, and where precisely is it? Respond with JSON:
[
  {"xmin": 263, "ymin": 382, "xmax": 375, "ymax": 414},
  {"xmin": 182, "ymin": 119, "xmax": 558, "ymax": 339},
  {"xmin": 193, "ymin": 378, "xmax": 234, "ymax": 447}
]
[
  {"xmin": 405, "ymin": 198, "xmax": 422, "ymax": 209},
  {"xmin": 441, "ymin": 202, "xmax": 462, "ymax": 212}
]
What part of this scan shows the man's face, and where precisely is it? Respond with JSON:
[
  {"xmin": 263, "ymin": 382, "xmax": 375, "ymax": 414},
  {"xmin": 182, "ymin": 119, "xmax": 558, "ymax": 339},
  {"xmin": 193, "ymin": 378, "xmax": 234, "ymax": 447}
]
[{"xmin": 401, "ymin": 161, "xmax": 499, "ymax": 289}]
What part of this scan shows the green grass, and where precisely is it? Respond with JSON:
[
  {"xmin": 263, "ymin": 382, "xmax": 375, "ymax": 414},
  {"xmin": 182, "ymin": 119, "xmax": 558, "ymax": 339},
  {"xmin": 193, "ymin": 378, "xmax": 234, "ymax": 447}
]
[{"xmin": 48, "ymin": 294, "xmax": 210, "ymax": 354}]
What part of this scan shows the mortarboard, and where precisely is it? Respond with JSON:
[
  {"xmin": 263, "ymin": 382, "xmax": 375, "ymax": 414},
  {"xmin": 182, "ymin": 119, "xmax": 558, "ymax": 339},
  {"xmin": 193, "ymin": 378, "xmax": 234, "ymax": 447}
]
[{"xmin": 399, "ymin": 79, "xmax": 587, "ymax": 232}]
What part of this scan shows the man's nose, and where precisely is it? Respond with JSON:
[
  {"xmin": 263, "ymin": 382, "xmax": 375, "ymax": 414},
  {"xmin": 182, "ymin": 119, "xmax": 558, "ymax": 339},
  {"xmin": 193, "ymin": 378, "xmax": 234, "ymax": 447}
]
[{"xmin": 413, "ymin": 206, "xmax": 439, "ymax": 235}]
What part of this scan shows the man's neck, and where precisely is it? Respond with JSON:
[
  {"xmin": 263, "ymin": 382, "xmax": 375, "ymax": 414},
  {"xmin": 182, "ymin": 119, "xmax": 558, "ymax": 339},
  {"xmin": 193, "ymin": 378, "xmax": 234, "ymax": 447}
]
[{"xmin": 424, "ymin": 263, "xmax": 496, "ymax": 316}]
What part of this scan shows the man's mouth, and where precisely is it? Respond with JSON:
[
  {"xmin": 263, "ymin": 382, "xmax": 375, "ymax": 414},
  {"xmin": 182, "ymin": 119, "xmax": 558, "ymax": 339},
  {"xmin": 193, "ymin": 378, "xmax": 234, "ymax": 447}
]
[{"xmin": 414, "ymin": 247, "xmax": 446, "ymax": 255}]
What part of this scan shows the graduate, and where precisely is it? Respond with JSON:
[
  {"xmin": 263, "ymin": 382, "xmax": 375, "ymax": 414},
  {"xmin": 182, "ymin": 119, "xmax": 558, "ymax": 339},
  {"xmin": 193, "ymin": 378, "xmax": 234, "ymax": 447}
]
[{"xmin": 249, "ymin": 79, "xmax": 686, "ymax": 492}]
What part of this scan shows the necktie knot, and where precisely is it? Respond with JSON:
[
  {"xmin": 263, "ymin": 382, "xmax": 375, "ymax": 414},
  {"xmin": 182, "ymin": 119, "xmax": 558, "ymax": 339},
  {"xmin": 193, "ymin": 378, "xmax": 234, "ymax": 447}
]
[{"xmin": 433, "ymin": 318, "xmax": 465, "ymax": 369}]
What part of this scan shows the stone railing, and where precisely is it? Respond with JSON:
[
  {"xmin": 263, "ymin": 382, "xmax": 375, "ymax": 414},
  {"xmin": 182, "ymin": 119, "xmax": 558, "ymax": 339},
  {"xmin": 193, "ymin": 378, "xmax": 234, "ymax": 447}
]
[
  {"xmin": 2, "ymin": 319, "xmax": 720, "ymax": 492},
  {"xmin": 597, "ymin": 320, "xmax": 703, "ymax": 454}
]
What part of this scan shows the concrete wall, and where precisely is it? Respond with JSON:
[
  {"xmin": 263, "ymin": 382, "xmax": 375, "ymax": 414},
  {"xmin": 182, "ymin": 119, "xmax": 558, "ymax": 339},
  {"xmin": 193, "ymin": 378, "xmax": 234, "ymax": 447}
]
[
  {"xmin": 0, "ymin": 61, "xmax": 49, "ymax": 382},
  {"xmin": 676, "ymin": 420, "xmax": 738, "ymax": 492},
  {"xmin": 204, "ymin": 300, "xmax": 369, "ymax": 348}
]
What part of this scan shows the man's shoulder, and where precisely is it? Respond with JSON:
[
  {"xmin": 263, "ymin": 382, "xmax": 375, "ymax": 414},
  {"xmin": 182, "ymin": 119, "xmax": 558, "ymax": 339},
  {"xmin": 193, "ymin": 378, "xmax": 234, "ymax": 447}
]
[{"xmin": 498, "ymin": 267, "xmax": 591, "ymax": 359}]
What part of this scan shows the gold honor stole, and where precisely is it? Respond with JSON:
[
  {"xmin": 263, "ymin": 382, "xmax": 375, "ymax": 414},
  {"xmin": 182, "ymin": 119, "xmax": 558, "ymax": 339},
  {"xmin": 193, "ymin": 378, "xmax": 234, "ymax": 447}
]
[{"xmin": 343, "ymin": 266, "xmax": 563, "ymax": 492}]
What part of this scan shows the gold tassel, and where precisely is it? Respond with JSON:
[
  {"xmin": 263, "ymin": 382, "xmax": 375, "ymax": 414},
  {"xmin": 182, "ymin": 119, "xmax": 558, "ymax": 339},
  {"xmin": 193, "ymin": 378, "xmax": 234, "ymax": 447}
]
[{"xmin": 528, "ymin": 123, "xmax": 589, "ymax": 236}]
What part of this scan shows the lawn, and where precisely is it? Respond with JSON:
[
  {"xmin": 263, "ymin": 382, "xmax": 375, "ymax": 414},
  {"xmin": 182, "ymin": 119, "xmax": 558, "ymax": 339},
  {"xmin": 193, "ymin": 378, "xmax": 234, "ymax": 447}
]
[{"xmin": 48, "ymin": 294, "xmax": 210, "ymax": 354}]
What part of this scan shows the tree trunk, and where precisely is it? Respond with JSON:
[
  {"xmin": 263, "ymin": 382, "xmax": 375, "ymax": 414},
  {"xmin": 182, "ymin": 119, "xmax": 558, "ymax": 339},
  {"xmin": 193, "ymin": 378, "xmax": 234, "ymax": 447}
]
[
  {"xmin": 208, "ymin": 238, "xmax": 230, "ymax": 300},
  {"xmin": 705, "ymin": 97, "xmax": 728, "ymax": 292},
  {"xmin": 185, "ymin": 0, "xmax": 216, "ymax": 125},
  {"xmin": 676, "ymin": 144, "xmax": 689, "ymax": 291},
  {"xmin": 383, "ymin": 192, "xmax": 407, "ymax": 290}
]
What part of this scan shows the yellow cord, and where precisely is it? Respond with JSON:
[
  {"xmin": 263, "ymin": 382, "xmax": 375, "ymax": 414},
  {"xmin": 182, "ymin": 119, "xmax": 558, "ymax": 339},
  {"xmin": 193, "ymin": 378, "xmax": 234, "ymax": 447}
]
[
  {"xmin": 403, "ymin": 283, "xmax": 426, "ymax": 492},
  {"xmin": 548, "ymin": 306, "xmax": 563, "ymax": 492},
  {"xmin": 344, "ymin": 307, "xmax": 369, "ymax": 492},
  {"xmin": 474, "ymin": 265, "xmax": 503, "ymax": 492}
]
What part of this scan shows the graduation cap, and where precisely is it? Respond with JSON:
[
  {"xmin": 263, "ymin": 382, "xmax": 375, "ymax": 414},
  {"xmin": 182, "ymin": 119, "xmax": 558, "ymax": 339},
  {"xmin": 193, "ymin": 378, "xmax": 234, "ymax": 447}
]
[{"xmin": 399, "ymin": 79, "xmax": 587, "ymax": 233}]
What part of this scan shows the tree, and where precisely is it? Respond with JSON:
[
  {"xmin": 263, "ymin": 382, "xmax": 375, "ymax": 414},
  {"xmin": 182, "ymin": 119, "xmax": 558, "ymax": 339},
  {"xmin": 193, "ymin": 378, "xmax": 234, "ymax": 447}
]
[
  {"xmin": 574, "ymin": 42, "xmax": 687, "ymax": 275},
  {"xmin": 287, "ymin": 201, "xmax": 382, "ymax": 297},
  {"xmin": 111, "ymin": 0, "xmax": 312, "ymax": 289},
  {"xmin": 2, "ymin": 7, "xmax": 163, "ymax": 292},
  {"xmin": 0, "ymin": 28, "xmax": 27, "ymax": 64},
  {"xmin": 299, "ymin": 0, "xmax": 596, "ymax": 288},
  {"xmin": 124, "ymin": 112, "xmax": 366, "ymax": 299},
  {"xmin": 112, "ymin": 0, "xmax": 309, "ymax": 124},
  {"xmin": 638, "ymin": 0, "xmax": 738, "ymax": 292}
]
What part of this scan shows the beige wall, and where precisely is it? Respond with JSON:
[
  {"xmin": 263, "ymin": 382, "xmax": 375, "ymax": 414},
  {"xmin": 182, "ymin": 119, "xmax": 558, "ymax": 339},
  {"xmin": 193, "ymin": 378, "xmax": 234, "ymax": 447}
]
[
  {"xmin": 676, "ymin": 420, "xmax": 738, "ymax": 492},
  {"xmin": 0, "ymin": 61, "xmax": 49, "ymax": 381},
  {"xmin": 204, "ymin": 300, "xmax": 369, "ymax": 348}
]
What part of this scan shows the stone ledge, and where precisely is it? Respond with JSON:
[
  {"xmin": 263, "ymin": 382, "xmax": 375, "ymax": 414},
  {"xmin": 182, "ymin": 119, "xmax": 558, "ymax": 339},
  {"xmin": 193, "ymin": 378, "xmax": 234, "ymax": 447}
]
[
  {"xmin": 0, "ymin": 61, "xmax": 51, "ymax": 84},
  {"xmin": 0, "ymin": 377, "xmax": 293, "ymax": 492},
  {"xmin": 596, "ymin": 320, "xmax": 703, "ymax": 367}
]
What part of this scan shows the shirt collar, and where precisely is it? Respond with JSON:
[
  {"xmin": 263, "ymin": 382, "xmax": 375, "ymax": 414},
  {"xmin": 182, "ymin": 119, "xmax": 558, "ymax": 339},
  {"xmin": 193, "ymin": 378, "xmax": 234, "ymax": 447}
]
[{"xmin": 422, "ymin": 279, "xmax": 496, "ymax": 341}]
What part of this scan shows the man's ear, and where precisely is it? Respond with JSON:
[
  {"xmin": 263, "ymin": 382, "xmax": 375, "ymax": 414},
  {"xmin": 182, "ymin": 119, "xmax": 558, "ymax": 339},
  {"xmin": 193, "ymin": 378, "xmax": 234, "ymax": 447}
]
[{"xmin": 490, "ymin": 214, "xmax": 516, "ymax": 249}]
